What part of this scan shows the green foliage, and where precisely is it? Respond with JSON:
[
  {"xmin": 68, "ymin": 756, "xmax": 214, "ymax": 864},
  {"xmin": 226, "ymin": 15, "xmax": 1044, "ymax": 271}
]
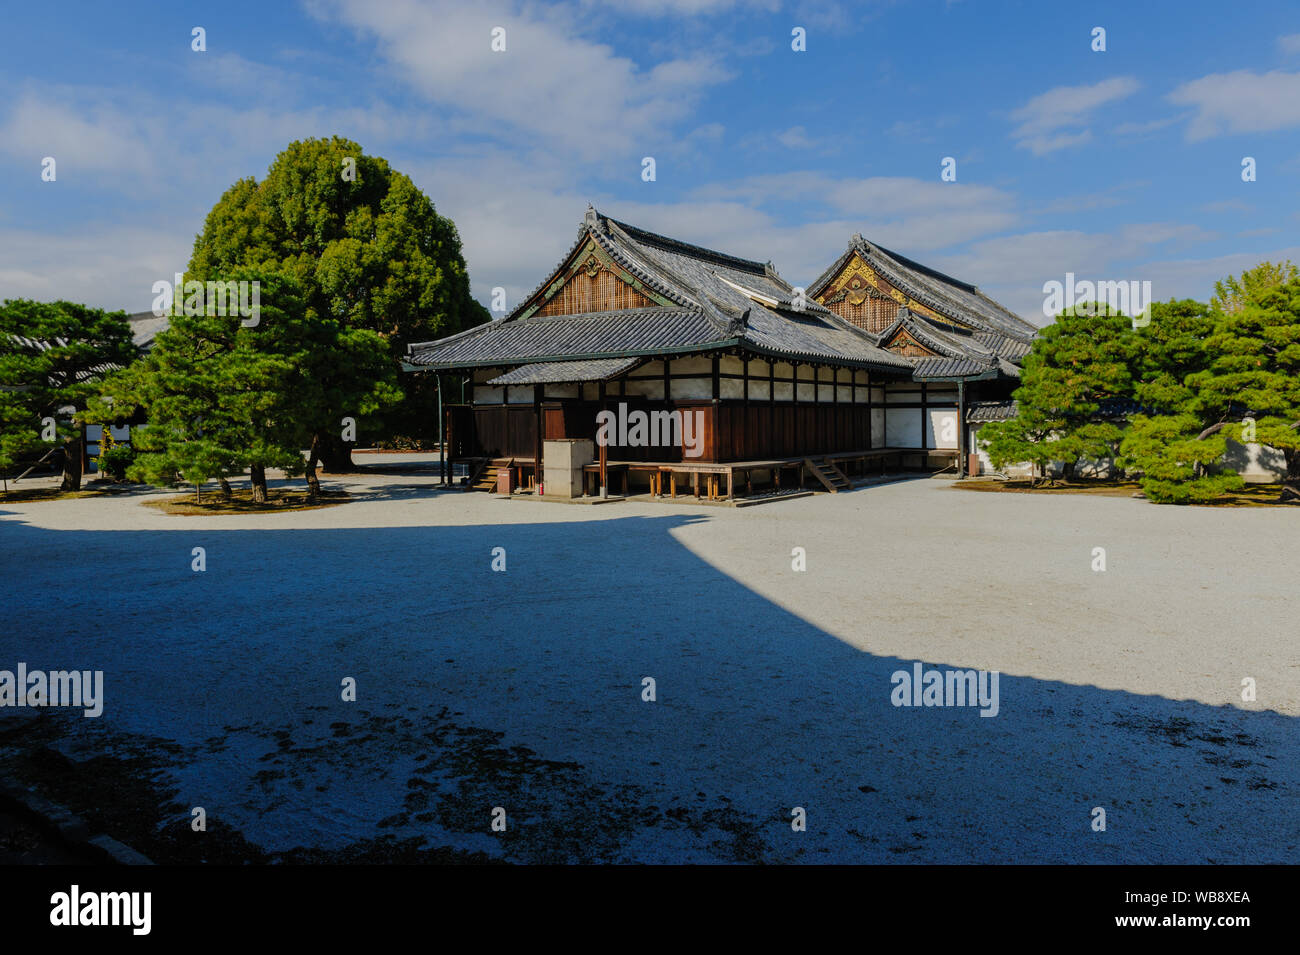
[
  {"xmin": 96, "ymin": 441, "xmax": 135, "ymax": 482},
  {"xmin": 94, "ymin": 270, "xmax": 400, "ymax": 493},
  {"xmin": 1192, "ymin": 276, "xmax": 1300, "ymax": 490},
  {"xmin": 1130, "ymin": 299, "xmax": 1216, "ymax": 413},
  {"xmin": 983, "ymin": 303, "xmax": 1134, "ymax": 479},
  {"xmin": 0, "ymin": 300, "xmax": 136, "ymax": 477},
  {"xmin": 1211, "ymin": 260, "xmax": 1297, "ymax": 315},
  {"xmin": 186, "ymin": 136, "xmax": 488, "ymax": 440},
  {"xmin": 1118, "ymin": 413, "xmax": 1243, "ymax": 503}
]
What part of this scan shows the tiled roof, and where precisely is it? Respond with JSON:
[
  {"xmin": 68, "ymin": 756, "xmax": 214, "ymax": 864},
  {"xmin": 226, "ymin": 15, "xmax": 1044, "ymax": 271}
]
[
  {"xmin": 486, "ymin": 357, "xmax": 641, "ymax": 385},
  {"xmin": 127, "ymin": 311, "xmax": 169, "ymax": 349},
  {"xmin": 409, "ymin": 207, "xmax": 913, "ymax": 374},
  {"xmin": 911, "ymin": 357, "xmax": 991, "ymax": 379},
  {"xmin": 407, "ymin": 307, "xmax": 719, "ymax": 367},
  {"xmin": 5, "ymin": 335, "xmax": 126, "ymax": 381},
  {"xmin": 809, "ymin": 235, "xmax": 1040, "ymax": 343},
  {"xmin": 967, "ymin": 400, "xmax": 1018, "ymax": 423},
  {"xmin": 875, "ymin": 309, "xmax": 1022, "ymax": 382}
]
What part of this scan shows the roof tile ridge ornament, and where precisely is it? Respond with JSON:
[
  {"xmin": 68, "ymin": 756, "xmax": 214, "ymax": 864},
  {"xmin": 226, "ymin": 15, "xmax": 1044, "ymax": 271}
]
[
  {"xmin": 727, "ymin": 307, "xmax": 750, "ymax": 338},
  {"xmin": 584, "ymin": 204, "xmax": 604, "ymax": 234},
  {"xmin": 699, "ymin": 293, "xmax": 744, "ymax": 338},
  {"xmin": 850, "ymin": 232, "xmax": 863, "ymax": 248}
]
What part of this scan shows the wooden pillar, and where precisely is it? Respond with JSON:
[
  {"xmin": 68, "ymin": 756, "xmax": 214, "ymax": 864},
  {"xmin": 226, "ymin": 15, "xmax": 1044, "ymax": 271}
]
[
  {"xmin": 866, "ymin": 371, "xmax": 873, "ymax": 450},
  {"xmin": 957, "ymin": 379, "xmax": 967, "ymax": 477},
  {"xmin": 920, "ymin": 381, "xmax": 928, "ymax": 451},
  {"xmin": 793, "ymin": 362, "xmax": 800, "ymax": 456},
  {"xmin": 534, "ymin": 384, "xmax": 543, "ymax": 490},
  {"xmin": 598, "ymin": 380, "xmax": 608, "ymax": 495}
]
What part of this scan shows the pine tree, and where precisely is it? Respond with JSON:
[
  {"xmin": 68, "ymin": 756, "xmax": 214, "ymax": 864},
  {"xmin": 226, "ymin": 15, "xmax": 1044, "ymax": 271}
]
[
  {"xmin": 982, "ymin": 304, "xmax": 1135, "ymax": 483},
  {"xmin": 1116, "ymin": 299, "xmax": 1243, "ymax": 503},
  {"xmin": 1191, "ymin": 275, "xmax": 1300, "ymax": 501},
  {"xmin": 0, "ymin": 300, "xmax": 136, "ymax": 491},
  {"xmin": 97, "ymin": 271, "xmax": 399, "ymax": 503}
]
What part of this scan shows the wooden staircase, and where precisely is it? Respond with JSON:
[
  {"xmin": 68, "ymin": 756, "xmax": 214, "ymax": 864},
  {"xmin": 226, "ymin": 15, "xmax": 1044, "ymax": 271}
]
[
  {"xmin": 804, "ymin": 458, "xmax": 852, "ymax": 493},
  {"xmin": 467, "ymin": 458, "xmax": 509, "ymax": 493}
]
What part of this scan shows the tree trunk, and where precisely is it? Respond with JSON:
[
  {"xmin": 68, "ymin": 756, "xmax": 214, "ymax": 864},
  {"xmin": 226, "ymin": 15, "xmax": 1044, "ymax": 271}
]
[
  {"xmin": 250, "ymin": 464, "xmax": 268, "ymax": 503},
  {"xmin": 318, "ymin": 433, "xmax": 355, "ymax": 473},
  {"xmin": 1281, "ymin": 448, "xmax": 1300, "ymax": 503},
  {"xmin": 1061, "ymin": 459, "xmax": 1077, "ymax": 484},
  {"xmin": 305, "ymin": 434, "xmax": 322, "ymax": 499},
  {"xmin": 60, "ymin": 435, "xmax": 82, "ymax": 492},
  {"xmin": 219, "ymin": 477, "xmax": 232, "ymax": 500}
]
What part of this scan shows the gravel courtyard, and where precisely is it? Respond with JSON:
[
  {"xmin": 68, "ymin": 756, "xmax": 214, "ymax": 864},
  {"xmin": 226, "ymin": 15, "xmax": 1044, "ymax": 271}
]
[{"xmin": 1, "ymin": 466, "xmax": 1296, "ymax": 863}]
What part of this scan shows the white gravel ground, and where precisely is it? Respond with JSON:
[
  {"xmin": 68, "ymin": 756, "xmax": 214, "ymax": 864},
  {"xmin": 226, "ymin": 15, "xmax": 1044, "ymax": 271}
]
[{"xmin": 1, "ymin": 461, "xmax": 1296, "ymax": 863}]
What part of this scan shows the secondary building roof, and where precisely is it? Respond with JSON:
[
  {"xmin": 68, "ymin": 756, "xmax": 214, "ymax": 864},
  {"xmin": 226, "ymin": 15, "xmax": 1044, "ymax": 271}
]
[{"xmin": 809, "ymin": 234, "xmax": 1039, "ymax": 342}]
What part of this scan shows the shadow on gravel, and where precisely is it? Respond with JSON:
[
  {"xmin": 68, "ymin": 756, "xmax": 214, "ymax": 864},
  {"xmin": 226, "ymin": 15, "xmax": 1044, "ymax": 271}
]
[{"xmin": 0, "ymin": 510, "xmax": 1294, "ymax": 864}]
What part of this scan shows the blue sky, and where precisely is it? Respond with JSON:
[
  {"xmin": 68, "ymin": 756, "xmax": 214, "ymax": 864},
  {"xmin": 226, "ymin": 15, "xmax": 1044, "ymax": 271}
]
[{"xmin": 2, "ymin": 0, "xmax": 1299, "ymax": 323}]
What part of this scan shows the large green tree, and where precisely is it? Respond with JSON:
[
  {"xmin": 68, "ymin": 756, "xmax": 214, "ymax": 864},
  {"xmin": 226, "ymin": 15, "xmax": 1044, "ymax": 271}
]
[
  {"xmin": 1192, "ymin": 274, "xmax": 1300, "ymax": 501},
  {"xmin": 982, "ymin": 304, "xmax": 1135, "ymax": 482},
  {"xmin": 186, "ymin": 136, "xmax": 488, "ymax": 468},
  {"xmin": 95, "ymin": 271, "xmax": 399, "ymax": 502},
  {"xmin": 1116, "ymin": 299, "xmax": 1243, "ymax": 503},
  {"xmin": 0, "ymin": 300, "xmax": 136, "ymax": 491}
]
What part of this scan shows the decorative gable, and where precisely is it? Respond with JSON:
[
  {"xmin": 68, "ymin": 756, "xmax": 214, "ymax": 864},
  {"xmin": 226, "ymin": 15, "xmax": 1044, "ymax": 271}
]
[
  {"xmin": 521, "ymin": 237, "xmax": 676, "ymax": 319},
  {"xmin": 815, "ymin": 252, "xmax": 971, "ymax": 333},
  {"xmin": 880, "ymin": 325, "xmax": 940, "ymax": 359}
]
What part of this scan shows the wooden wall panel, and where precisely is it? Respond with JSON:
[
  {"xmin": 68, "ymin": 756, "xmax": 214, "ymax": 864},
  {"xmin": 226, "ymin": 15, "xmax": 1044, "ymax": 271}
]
[
  {"xmin": 534, "ymin": 269, "xmax": 653, "ymax": 317},
  {"xmin": 462, "ymin": 398, "xmax": 890, "ymax": 464}
]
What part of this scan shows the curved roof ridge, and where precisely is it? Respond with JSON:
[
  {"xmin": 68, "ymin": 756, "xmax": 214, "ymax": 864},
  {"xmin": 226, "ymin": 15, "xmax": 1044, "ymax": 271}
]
[{"xmin": 601, "ymin": 213, "xmax": 769, "ymax": 276}]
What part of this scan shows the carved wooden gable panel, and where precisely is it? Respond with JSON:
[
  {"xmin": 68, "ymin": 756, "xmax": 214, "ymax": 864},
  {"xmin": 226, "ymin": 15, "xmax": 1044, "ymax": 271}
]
[
  {"xmin": 523, "ymin": 239, "xmax": 675, "ymax": 318},
  {"xmin": 815, "ymin": 253, "xmax": 972, "ymax": 334},
  {"xmin": 881, "ymin": 326, "xmax": 939, "ymax": 358}
]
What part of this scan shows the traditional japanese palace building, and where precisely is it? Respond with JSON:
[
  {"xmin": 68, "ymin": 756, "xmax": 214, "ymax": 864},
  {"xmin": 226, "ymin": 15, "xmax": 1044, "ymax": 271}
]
[{"xmin": 404, "ymin": 207, "xmax": 1038, "ymax": 499}]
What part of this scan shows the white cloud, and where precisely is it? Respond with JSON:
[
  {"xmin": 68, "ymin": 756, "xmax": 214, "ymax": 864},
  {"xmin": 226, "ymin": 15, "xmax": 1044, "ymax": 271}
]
[
  {"xmin": 689, "ymin": 173, "xmax": 1020, "ymax": 249},
  {"xmin": 933, "ymin": 223, "xmax": 1228, "ymax": 319},
  {"xmin": 776, "ymin": 125, "xmax": 816, "ymax": 149},
  {"xmin": 579, "ymin": 0, "xmax": 780, "ymax": 14},
  {"xmin": 306, "ymin": 0, "xmax": 733, "ymax": 162},
  {"xmin": 1201, "ymin": 199, "xmax": 1253, "ymax": 214},
  {"xmin": 1009, "ymin": 77, "xmax": 1140, "ymax": 155},
  {"xmin": 0, "ymin": 225, "xmax": 194, "ymax": 313},
  {"xmin": 1169, "ymin": 69, "xmax": 1300, "ymax": 139}
]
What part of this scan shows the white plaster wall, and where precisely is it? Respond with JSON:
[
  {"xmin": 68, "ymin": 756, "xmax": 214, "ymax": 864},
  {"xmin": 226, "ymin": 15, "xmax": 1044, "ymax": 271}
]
[
  {"xmin": 674, "ymin": 377, "xmax": 712, "ymax": 399},
  {"xmin": 624, "ymin": 378, "xmax": 665, "ymax": 399},
  {"xmin": 675, "ymin": 356, "xmax": 712, "ymax": 375},
  {"xmin": 927, "ymin": 409, "xmax": 958, "ymax": 450},
  {"xmin": 1224, "ymin": 439, "xmax": 1289, "ymax": 482},
  {"xmin": 886, "ymin": 408, "xmax": 921, "ymax": 447}
]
